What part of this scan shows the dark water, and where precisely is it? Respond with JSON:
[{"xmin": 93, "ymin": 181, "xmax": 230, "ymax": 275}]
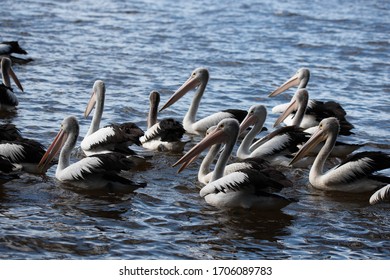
[{"xmin": 1, "ymin": 0, "xmax": 389, "ymax": 259}]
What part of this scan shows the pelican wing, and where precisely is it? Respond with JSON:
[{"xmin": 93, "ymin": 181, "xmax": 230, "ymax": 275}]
[
  {"xmin": 0, "ymin": 139, "xmax": 45, "ymax": 163},
  {"xmin": 0, "ymin": 84, "xmax": 18, "ymax": 106},
  {"xmin": 58, "ymin": 152, "xmax": 134, "ymax": 181},
  {"xmin": 0, "ymin": 41, "xmax": 28, "ymax": 55},
  {"xmin": 308, "ymin": 100, "xmax": 354, "ymax": 135},
  {"xmin": 141, "ymin": 118, "xmax": 185, "ymax": 143},
  {"xmin": 330, "ymin": 152, "xmax": 390, "ymax": 184},
  {"xmin": 370, "ymin": 185, "xmax": 390, "ymax": 205},
  {"xmin": 200, "ymin": 169, "xmax": 288, "ymax": 198}
]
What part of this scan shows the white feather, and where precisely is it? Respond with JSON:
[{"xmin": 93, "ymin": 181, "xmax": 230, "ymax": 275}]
[
  {"xmin": 56, "ymin": 156, "xmax": 103, "ymax": 181},
  {"xmin": 200, "ymin": 171, "xmax": 248, "ymax": 198},
  {"xmin": 369, "ymin": 185, "xmax": 390, "ymax": 205},
  {"xmin": 0, "ymin": 143, "xmax": 25, "ymax": 162},
  {"xmin": 81, "ymin": 126, "xmax": 116, "ymax": 151}
]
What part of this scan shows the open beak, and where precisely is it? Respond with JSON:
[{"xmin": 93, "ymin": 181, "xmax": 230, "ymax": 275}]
[
  {"xmin": 173, "ymin": 127, "xmax": 226, "ymax": 172},
  {"xmin": 84, "ymin": 90, "xmax": 97, "ymax": 118},
  {"xmin": 9, "ymin": 67, "xmax": 24, "ymax": 92},
  {"xmin": 268, "ymin": 73, "xmax": 299, "ymax": 97},
  {"xmin": 38, "ymin": 128, "xmax": 67, "ymax": 173},
  {"xmin": 273, "ymin": 99, "xmax": 297, "ymax": 127},
  {"xmin": 289, "ymin": 127, "xmax": 326, "ymax": 166},
  {"xmin": 159, "ymin": 74, "xmax": 200, "ymax": 112}
]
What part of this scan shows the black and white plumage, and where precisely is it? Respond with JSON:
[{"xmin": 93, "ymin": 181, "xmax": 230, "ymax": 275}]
[
  {"xmin": 174, "ymin": 118, "xmax": 293, "ymax": 209},
  {"xmin": 0, "ymin": 138, "xmax": 46, "ymax": 174},
  {"xmin": 140, "ymin": 90, "xmax": 188, "ymax": 152},
  {"xmin": 159, "ymin": 67, "xmax": 247, "ymax": 136},
  {"xmin": 237, "ymin": 104, "xmax": 310, "ymax": 167},
  {"xmin": 38, "ymin": 116, "xmax": 146, "ymax": 192},
  {"xmin": 0, "ymin": 41, "xmax": 33, "ymax": 65},
  {"xmin": 0, "ymin": 154, "xmax": 20, "ymax": 184},
  {"xmin": 274, "ymin": 88, "xmax": 362, "ymax": 158},
  {"xmin": 269, "ymin": 68, "xmax": 354, "ymax": 136},
  {"xmin": 369, "ymin": 185, "xmax": 390, "ymax": 205},
  {"xmin": 1, "ymin": 57, "xmax": 24, "ymax": 111},
  {"xmin": 290, "ymin": 117, "xmax": 390, "ymax": 194},
  {"xmin": 81, "ymin": 80, "xmax": 144, "ymax": 156},
  {"xmin": 0, "ymin": 123, "xmax": 46, "ymax": 174}
]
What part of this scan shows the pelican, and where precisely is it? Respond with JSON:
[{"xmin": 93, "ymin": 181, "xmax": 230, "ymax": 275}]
[
  {"xmin": 140, "ymin": 90, "xmax": 188, "ymax": 152},
  {"xmin": 1, "ymin": 57, "xmax": 24, "ymax": 111},
  {"xmin": 274, "ymin": 88, "xmax": 362, "ymax": 158},
  {"xmin": 0, "ymin": 123, "xmax": 46, "ymax": 174},
  {"xmin": 0, "ymin": 41, "xmax": 33, "ymax": 64},
  {"xmin": 179, "ymin": 125, "xmax": 272, "ymax": 185},
  {"xmin": 0, "ymin": 138, "xmax": 46, "ymax": 174},
  {"xmin": 38, "ymin": 116, "xmax": 146, "ymax": 192},
  {"xmin": 369, "ymin": 185, "xmax": 390, "ymax": 205},
  {"xmin": 269, "ymin": 68, "xmax": 354, "ymax": 136},
  {"xmin": 289, "ymin": 117, "xmax": 390, "ymax": 193},
  {"xmin": 80, "ymin": 80, "xmax": 144, "ymax": 156},
  {"xmin": 236, "ymin": 104, "xmax": 310, "ymax": 166},
  {"xmin": 174, "ymin": 118, "xmax": 293, "ymax": 209},
  {"xmin": 159, "ymin": 67, "xmax": 247, "ymax": 136}
]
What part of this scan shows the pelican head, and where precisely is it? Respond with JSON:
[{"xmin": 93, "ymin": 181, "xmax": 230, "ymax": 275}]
[
  {"xmin": 38, "ymin": 116, "xmax": 79, "ymax": 173},
  {"xmin": 159, "ymin": 67, "xmax": 209, "ymax": 112},
  {"xmin": 289, "ymin": 117, "xmax": 339, "ymax": 166},
  {"xmin": 1, "ymin": 57, "xmax": 24, "ymax": 92},
  {"xmin": 149, "ymin": 90, "xmax": 161, "ymax": 107},
  {"xmin": 273, "ymin": 88, "xmax": 309, "ymax": 127},
  {"xmin": 239, "ymin": 104, "xmax": 267, "ymax": 135},
  {"xmin": 173, "ymin": 118, "xmax": 239, "ymax": 171},
  {"xmin": 84, "ymin": 80, "xmax": 105, "ymax": 118},
  {"xmin": 269, "ymin": 67, "xmax": 310, "ymax": 97}
]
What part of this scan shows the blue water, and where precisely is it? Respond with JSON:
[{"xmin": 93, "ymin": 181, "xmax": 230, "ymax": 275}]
[{"xmin": 1, "ymin": 0, "xmax": 389, "ymax": 259}]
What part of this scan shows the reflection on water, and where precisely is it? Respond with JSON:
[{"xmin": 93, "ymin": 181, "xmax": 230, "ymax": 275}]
[{"xmin": 1, "ymin": 0, "xmax": 390, "ymax": 259}]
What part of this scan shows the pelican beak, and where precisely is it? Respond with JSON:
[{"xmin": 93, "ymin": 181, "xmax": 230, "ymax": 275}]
[
  {"xmin": 268, "ymin": 73, "xmax": 300, "ymax": 97},
  {"xmin": 173, "ymin": 127, "xmax": 225, "ymax": 172},
  {"xmin": 289, "ymin": 127, "xmax": 326, "ymax": 166},
  {"xmin": 159, "ymin": 74, "xmax": 200, "ymax": 112},
  {"xmin": 38, "ymin": 128, "xmax": 67, "ymax": 173},
  {"xmin": 9, "ymin": 67, "xmax": 24, "ymax": 92},
  {"xmin": 177, "ymin": 154, "xmax": 199, "ymax": 173},
  {"xmin": 239, "ymin": 113, "xmax": 256, "ymax": 135},
  {"xmin": 273, "ymin": 99, "xmax": 297, "ymax": 127},
  {"xmin": 84, "ymin": 90, "xmax": 97, "ymax": 118}
]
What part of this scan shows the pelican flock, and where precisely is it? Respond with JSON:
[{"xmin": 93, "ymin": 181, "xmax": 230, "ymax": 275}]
[
  {"xmin": 174, "ymin": 118, "xmax": 293, "ymax": 209},
  {"xmin": 0, "ymin": 49, "xmax": 389, "ymax": 208},
  {"xmin": 269, "ymin": 68, "xmax": 355, "ymax": 136}
]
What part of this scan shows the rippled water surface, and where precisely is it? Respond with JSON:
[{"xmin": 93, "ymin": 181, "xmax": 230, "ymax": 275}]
[{"xmin": 1, "ymin": 0, "xmax": 390, "ymax": 259}]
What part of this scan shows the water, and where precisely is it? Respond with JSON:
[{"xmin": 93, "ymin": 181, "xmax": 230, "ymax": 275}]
[{"xmin": 1, "ymin": 0, "xmax": 389, "ymax": 259}]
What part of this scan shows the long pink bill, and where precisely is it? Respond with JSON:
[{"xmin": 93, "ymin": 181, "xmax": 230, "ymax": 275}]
[
  {"xmin": 173, "ymin": 128, "xmax": 225, "ymax": 172},
  {"xmin": 38, "ymin": 129, "xmax": 67, "ymax": 173},
  {"xmin": 289, "ymin": 127, "xmax": 325, "ymax": 166},
  {"xmin": 159, "ymin": 75, "xmax": 199, "ymax": 112},
  {"xmin": 84, "ymin": 91, "xmax": 97, "ymax": 118},
  {"xmin": 9, "ymin": 67, "xmax": 24, "ymax": 92},
  {"xmin": 273, "ymin": 99, "xmax": 297, "ymax": 127},
  {"xmin": 268, "ymin": 73, "xmax": 299, "ymax": 97}
]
